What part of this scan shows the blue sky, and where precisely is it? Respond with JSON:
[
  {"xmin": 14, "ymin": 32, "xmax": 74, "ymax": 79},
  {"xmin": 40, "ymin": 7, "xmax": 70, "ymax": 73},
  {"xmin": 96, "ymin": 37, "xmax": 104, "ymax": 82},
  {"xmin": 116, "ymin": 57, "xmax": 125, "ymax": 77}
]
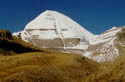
[{"xmin": 0, "ymin": 0, "xmax": 125, "ymax": 34}]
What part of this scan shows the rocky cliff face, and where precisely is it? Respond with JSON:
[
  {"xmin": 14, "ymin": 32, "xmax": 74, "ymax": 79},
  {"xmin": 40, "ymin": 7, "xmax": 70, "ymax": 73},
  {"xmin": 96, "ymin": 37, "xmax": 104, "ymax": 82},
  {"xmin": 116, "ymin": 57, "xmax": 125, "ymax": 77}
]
[{"xmin": 83, "ymin": 26, "xmax": 125, "ymax": 62}]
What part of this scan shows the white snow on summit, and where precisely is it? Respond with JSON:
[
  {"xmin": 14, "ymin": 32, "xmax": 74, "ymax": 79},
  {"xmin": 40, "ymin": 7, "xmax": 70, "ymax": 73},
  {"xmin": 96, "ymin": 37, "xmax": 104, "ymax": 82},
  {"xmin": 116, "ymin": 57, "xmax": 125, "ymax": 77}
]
[
  {"xmin": 25, "ymin": 10, "xmax": 96, "ymax": 43},
  {"xmin": 13, "ymin": 10, "xmax": 96, "ymax": 50}
]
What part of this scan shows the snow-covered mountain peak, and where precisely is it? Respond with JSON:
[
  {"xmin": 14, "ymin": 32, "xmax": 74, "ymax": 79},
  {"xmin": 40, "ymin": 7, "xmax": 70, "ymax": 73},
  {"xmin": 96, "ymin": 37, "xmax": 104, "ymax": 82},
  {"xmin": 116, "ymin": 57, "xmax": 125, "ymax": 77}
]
[
  {"xmin": 14, "ymin": 10, "xmax": 96, "ymax": 50},
  {"xmin": 111, "ymin": 26, "xmax": 117, "ymax": 30},
  {"xmin": 25, "ymin": 10, "xmax": 96, "ymax": 43}
]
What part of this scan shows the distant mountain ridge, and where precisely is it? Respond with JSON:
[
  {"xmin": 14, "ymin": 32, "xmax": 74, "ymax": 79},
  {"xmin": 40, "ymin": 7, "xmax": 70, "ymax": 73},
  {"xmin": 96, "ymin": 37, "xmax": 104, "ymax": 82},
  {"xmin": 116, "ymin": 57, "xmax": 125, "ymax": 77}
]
[{"xmin": 83, "ymin": 27, "xmax": 122, "ymax": 62}]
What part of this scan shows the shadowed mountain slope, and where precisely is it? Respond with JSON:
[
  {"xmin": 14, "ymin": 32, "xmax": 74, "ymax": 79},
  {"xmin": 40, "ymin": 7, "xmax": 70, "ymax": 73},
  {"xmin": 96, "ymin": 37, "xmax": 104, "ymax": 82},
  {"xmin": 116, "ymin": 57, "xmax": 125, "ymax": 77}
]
[{"xmin": 0, "ymin": 30, "xmax": 47, "ymax": 55}]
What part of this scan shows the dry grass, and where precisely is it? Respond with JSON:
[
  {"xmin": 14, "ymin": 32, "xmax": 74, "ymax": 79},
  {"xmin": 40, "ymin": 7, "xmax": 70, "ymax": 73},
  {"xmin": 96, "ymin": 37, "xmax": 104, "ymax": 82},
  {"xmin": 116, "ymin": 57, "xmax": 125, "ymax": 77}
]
[
  {"xmin": 0, "ymin": 52, "xmax": 103, "ymax": 82},
  {"xmin": 1, "ymin": 30, "xmax": 125, "ymax": 82},
  {"xmin": 87, "ymin": 51, "xmax": 125, "ymax": 82}
]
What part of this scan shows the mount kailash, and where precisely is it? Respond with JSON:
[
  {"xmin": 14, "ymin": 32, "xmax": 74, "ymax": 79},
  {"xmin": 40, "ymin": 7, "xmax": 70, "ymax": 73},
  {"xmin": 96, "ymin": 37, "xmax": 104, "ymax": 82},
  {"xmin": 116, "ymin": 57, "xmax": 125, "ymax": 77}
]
[{"xmin": 13, "ymin": 10, "xmax": 125, "ymax": 62}]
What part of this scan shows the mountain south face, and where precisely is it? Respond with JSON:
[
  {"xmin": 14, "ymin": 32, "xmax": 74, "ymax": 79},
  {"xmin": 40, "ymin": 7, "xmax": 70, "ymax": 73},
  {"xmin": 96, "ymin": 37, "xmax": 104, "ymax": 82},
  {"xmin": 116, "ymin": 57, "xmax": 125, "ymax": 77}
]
[
  {"xmin": 13, "ymin": 10, "xmax": 95, "ymax": 50},
  {"xmin": 13, "ymin": 10, "xmax": 125, "ymax": 63}
]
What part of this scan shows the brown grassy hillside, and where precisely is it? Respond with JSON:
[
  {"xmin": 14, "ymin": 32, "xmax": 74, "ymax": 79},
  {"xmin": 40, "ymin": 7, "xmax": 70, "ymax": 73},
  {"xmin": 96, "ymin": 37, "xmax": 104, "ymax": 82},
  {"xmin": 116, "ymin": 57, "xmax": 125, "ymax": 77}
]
[
  {"xmin": 87, "ymin": 51, "xmax": 125, "ymax": 82},
  {"xmin": 0, "ymin": 52, "xmax": 104, "ymax": 82},
  {"xmin": 2, "ymin": 29, "xmax": 125, "ymax": 82},
  {"xmin": 0, "ymin": 30, "xmax": 104, "ymax": 82}
]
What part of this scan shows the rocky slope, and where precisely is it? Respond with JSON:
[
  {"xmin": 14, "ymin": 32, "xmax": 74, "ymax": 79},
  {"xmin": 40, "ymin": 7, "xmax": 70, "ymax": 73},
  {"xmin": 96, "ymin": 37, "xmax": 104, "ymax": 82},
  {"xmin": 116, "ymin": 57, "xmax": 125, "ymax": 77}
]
[{"xmin": 83, "ymin": 26, "xmax": 122, "ymax": 62}]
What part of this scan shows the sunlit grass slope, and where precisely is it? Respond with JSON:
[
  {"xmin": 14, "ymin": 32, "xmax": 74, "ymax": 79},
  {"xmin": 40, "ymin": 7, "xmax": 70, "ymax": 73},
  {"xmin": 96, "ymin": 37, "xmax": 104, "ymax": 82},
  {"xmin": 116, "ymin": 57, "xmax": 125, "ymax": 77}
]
[
  {"xmin": 0, "ymin": 52, "xmax": 103, "ymax": 82},
  {"xmin": 0, "ymin": 30, "xmax": 104, "ymax": 82}
]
